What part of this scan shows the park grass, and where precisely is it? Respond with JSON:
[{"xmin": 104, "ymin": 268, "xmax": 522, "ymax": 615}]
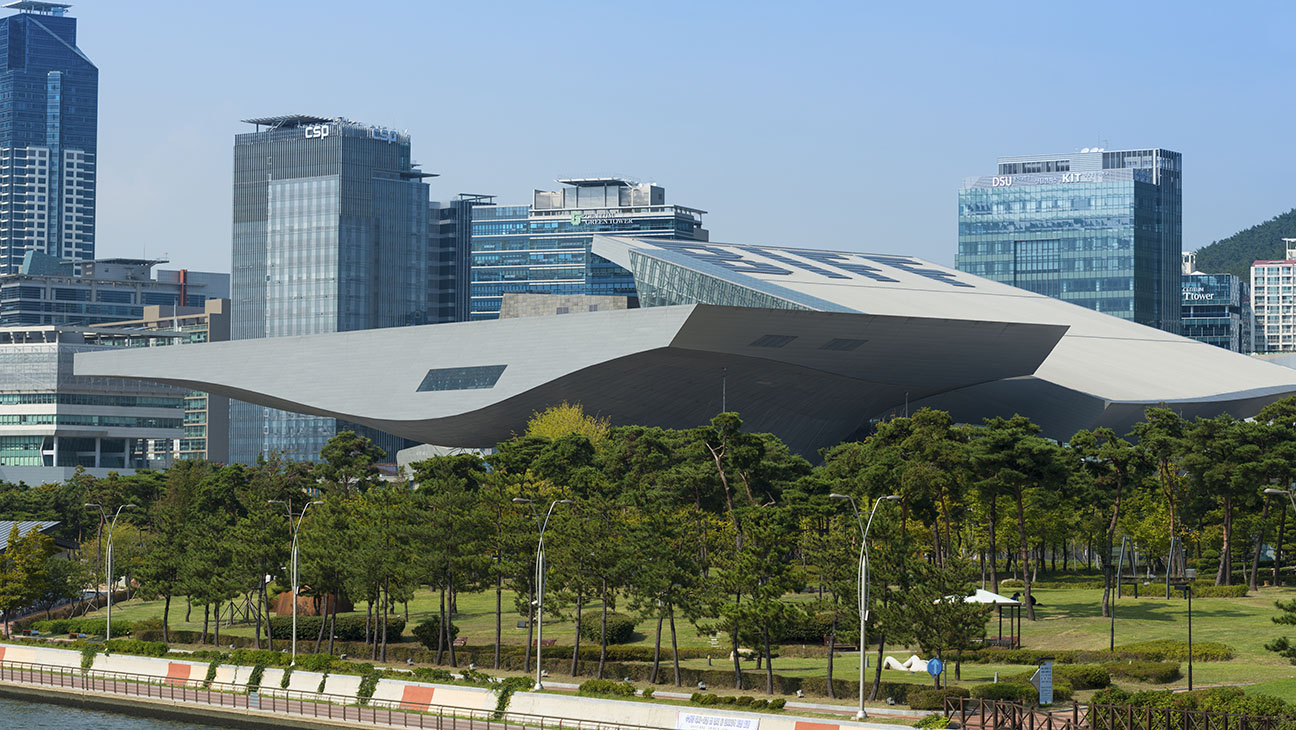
[{"xmin": 76, "ymin": 582, "xmax": 1296, "ymax": 700}]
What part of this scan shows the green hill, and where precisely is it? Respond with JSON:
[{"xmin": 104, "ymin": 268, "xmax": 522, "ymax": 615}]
[{"xmin": 1194, "ymin": 208, "xmax": 1296, "ymax": 278}]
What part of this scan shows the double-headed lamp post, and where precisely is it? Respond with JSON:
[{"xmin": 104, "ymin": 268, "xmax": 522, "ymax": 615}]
[
  {"xmin": 269, "ymin": 499, "xmax": 324, "ymax": 665},
  {"xmin": 84, "ymin": 503, "xmax": 137, "ymax": 641},
  {"xmin": 513, "ymin": 497, "xmax": 573, "ymax": 690},
  {"xmin": 829, "ymin": 493, "xmax": 900, "ymax": 720}
]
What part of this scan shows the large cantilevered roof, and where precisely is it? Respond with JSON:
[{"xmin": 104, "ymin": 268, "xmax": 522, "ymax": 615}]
[
  {"xmin": 593, "ymin": 236, "xmax": 1296, "ymax": 436},
  {"xmin": 75, "ymin": 305, "xmax": 1065, "ymax": 457}
]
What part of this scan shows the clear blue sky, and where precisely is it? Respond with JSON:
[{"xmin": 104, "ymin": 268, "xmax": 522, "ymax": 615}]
[{"xmin": 77, "ymin": 0, "xmax": 1296, "ymax": 273}]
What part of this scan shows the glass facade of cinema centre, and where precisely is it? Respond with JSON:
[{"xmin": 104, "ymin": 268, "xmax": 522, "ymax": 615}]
[
  {"xmin": 468, "ymin": 178, "xmax": 708, "ymax": 320},
  {"xmin": 956, "ymin": 148, "xmax": 1182, "ymax": 333}
]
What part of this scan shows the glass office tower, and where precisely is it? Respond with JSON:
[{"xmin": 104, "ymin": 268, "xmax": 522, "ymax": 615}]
[
  {"xmin": 0, "ymin": 2, "xmax": 97, "ymax": 275},
  {"xmin": 231, "ymin": 115, "xmax": 434, "ymax": 463},
  {"xmin": 956, "ymin": 148, "xmax": 1182, "ymax": 333},
  {"xmin": 468, "ymin": 178, "xmax": 707, "ymax": 320}
]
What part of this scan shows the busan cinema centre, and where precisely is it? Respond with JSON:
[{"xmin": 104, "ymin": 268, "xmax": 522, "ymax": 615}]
[{"xmin": 75, "ymin": 236, "xmax": 1296, "ymax": 458}]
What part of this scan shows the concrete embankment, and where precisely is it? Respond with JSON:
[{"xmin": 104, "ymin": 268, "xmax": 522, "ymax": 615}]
[{"xmin": 0, "ymin": 642, "xmax": 902, "ymax": 730}]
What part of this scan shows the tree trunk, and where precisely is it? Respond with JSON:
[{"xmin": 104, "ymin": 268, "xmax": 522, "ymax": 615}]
[
  {"xmin": 597, "ymin": 581, "xmax": 609, "ymax": 679},
  {"xmin": 262, "ymin": 581, "xmax": 273, "ymax": 652},
  {"xmin": 436, "ymin": 587, "xmax": 446, "ymax": 665},
  {"xmin": 650, "ymin": 612, "xmax": 664, "ymax": 684},
  {"xmin": 447, "ymin": 574, "xmax": 457, "ymax": 667},
  {"xmin": 825, "ymin": 609, "xmax": 837, "ymax": 699},
  {"xmin": 494, "ymin": 570, "xmax": 502, "ymax": 669},
  {"xmin": 571, "ymin": 587, "xmax": 583, "ymax": 677},
  {"xmin": 1250, "ymin": 497, "xmax": 1273, "ymax": 592},
  {"xmin": 730, "ymin": 618, "xmax": 742, "ymax": 690},
  {"xmin": 185, "ymin": 598, "xmax": 192, "ymax": 623},
  {"xmin": 380, "ymin": 581, "xmax": 389, "ymax": 663},
  {"xmin": 253, "ymin": 593, "xmax": 262, "ymax": 649},
  {"xmin": 214, "ymin": 600, "xmax": 221, "ymax": 648},
  {"xmin": 868, "ymin": 632, "xmax": 886, "ymax": 701},
  {"xmin": 988, "ymin": 497, "xmax": 999, "ymax": 590},
  {"xmin": 314, "ymin": 596, "xmax": 327, "ymax": 653},
  {"xmin": 1276, "ymin": 505, "xmax": 1287, "ymax": 587},
  {"xmin": 762, "ymin": 626, "xmax": 774, "ymax": 694},
  {"xmin": 669, "ymin": 605, "xmax": 681, "ymax": 687},
  {"xmin": 327, "ymin": 599, "xmax": 337, "ymax": 655},
  {"xmin": 523, "ymin": 598, "xmax": 533, "ymax": 674},
  {"xmin": 201, "ymin": 603, "xmax": 209, "ymax": 645},
  {"xmin": 1217, "ymin": 495, "xmax": 1232, "ymax": 586},
  {"xmin": 162, "ymin": 594, "xmax": 171, "ymax": 643},
  {"xmin": 1016, "ymin": 487, "xmax": 1035, "ymax": 620}
]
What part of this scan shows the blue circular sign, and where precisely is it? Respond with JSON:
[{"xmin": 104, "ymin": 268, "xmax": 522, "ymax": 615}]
[{"xmin": 927, "ymin": 658, "xmax": 944, "ymax": 677}]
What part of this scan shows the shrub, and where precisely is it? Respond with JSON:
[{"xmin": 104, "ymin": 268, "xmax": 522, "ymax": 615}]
[
  {"xmin": 231, "ymin": 649, "xmax": 290, "ymax": 667},
  {"xmin": 35, "ymin": 617, "xmax": 131, "ymax": 637},
  {"xmin": 579, "ymin": 612, "xmax": 637, "ymax": 645},
  {"xmin": 80, "ymin": 645, "xmax": 99, "ymax": 672},
  {"xmin": 1115, "ymin": 640, "xmax": 1234, "ymax": 662},
  {"xmin": 998, "ymin": 579, "xmax": 1024, "ymax": 589},
  {"xmin": 1055, "ymin": 664, "xmax": 1110, "ymax": 690},
  {"xmin": 916, "ymin": 715, "xmax": 952, "ymax": 729},
  {"xmin": 247, "ymin": 664, "xmax": 265, "ymax": 691},
  {"xmin": 104, "ymin": 639, "xmax": 169, "ymax": 657},
  {"xmin": 412, "ymin": 667, "xmax": 454, "ymax": 683},
  {"xmin": 294, "ymin": 653, "xmax": 336, "ymax": 673},
  {"xmin": 578, "ymin": 678, "xmax": 636, "ymax": 697},
  {"xmin": 492, "ymin": 676, "xmax": 533, "ymax": 718},
  {"xmin": 203, "ymin": 659, "xmax": 220, "ymax": 689},
  {"xmin": 280, "ymin": 666, "xmax": 294, "ymax": 689},
  {"xmin": 909, "ymin": 686, "xmax": 970, "ymax": 710},
  {"xmin": 642, "ymin": 688, "xmax": 655, "ymax": 699},
  {"xmin": 1104, "ymin": 660, "xmax": 1181, "ymax": 684},
  {"xmin": 971, "ymin": 682, "xmax": 1035, "ymax": 702},
  {"xmin": 317, "ymin": 673, "xmax": 329, "ymax": 694},
  {"xmin": 356, "ymin": 669, "xmax": 380, "ymax": 706},
  {"xmin": 412, "ymin": 617, "xmax": 461, "ymax": 650},
  {"xmin": 133, "ymin": 617, "xmax": 163, "ymax": 632},
  {"xmin": 768, "ymin": 698, "xmax": 786, "ymax": 710}
]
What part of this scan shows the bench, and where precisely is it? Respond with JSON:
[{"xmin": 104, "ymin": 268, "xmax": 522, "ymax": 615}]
[{"xmin": 539, "ymin": 639, "xmax": 557, "ymax": 648}]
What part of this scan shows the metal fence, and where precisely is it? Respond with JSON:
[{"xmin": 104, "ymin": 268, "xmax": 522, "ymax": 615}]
[
  {"xmin": 0, "ymin": 659, "xmax": 661, "ymax": 730},
  {"xmin": 945, "ymin": 698, "xmax": 1280, "ymax": 730}
]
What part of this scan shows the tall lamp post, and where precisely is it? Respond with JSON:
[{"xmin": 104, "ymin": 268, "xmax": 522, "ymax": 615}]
[
  {"xmin": 269, "ymin": 499, "xmax": 323, "ymax": 665},
  {"xmin": 830, "ymin": 493, "xmax": 900, "ymax": 720},
  {"xmin": 513, "ymin": 497, "xmax": 573, "ymax": 690},
  {"xmin": 84, "ymin": 503, "xmax": 137, "ymax": 641}
]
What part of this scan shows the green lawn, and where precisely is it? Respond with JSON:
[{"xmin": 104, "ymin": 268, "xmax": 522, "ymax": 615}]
[{"xmin": 74, "ymin": 583, "xmax": 1296, "ymax": 702}]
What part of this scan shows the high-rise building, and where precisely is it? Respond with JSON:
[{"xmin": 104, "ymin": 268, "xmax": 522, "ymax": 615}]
[
  {"xmin": 0, "ymin": 251, "xmax": 228, "ymax": 326},
  {"xmin": 230, "ymin": 115, "xmax": 436, "ymax": 463},
  {"xmin": 1181, "ymin": 252, "xmax": 1252, "ymax": 353},
  {"xmin": 956, "ymin": 148, "xmax": 1182, "ymax": 333},
  {"xmin": 0, "ymin": 2, "xmax": 97, "ymax": 275},
  {"xmin": 94, "ymin": 298, "xmax": 231, "ymax": 463},
  {"xmin": 468, "ymin": 178, "xmax": 707, "ymax": 320},
  {"xmin": 1250, "ymin": 239, "xmax": 1296, "ymax": 353},
  {"xmin": 0, "ymin": 324, "xmax": 186, "ymax": 484}
]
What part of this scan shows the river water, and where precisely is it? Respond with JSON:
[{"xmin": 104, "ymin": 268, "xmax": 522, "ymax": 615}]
[{"xmin": 0, "ymin": 696, "xmax": 229, "ymax": 728}]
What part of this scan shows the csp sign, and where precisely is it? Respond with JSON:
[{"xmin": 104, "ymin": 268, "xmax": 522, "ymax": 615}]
[{"xmin": 303, "ymin": 124, "xmax": 330, "ymax": 139}]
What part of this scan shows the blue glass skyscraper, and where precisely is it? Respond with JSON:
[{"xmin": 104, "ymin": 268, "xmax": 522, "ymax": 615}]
[
  {"xmin": 468, "ymin": 178, "xmax": 707, "ymax": 320},
  {"xmin": 956, "ymin": 148, "xmax": 1182, "ymax": 333},
  {"xmin": 230, "ymin": 115, "xmax": 435, "ymax": 463},
  {"xmin": 0, "ymin": 2, "xmax": 96, "ymax": 275}
]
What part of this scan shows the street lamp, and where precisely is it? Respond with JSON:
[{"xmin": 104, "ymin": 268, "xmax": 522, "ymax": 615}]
[
  {"xmin": 269, "ymin": 499, "xmax": 324, "ymax": 664},
  {"xmin": 1172, "ymin": 583, "xmax": 1193, "ymax": 690},
  {"xmin": 829, "ymin": 493, "xmax": 901, "ymax": 720},
  {"xmin": 84, "ymin": 503, "xmax": 137, "ymax": 641},
  {"xmin": 513, "ymin": 497, "xmax": 573, "ymax": 690}
]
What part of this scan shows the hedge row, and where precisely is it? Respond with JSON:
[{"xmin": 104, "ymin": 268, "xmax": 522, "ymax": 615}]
[
  {"xmin": 908, "ymin": 686, "xmax": 971, "ymax": 710},
  {"xmin": 579, "ymin": 678, "xmax": 636, "ymax": 697},
  {"xmin": 689, "ymin": 693, "xmax": 787, "ymax": 711},
  {"xmin": 962, "ymin": 640, "xmax": 1233, "ymax": 665},
  {"xmin": 266, "ymin": 615, "xmax": 406, "ymax": 642},
  {"xmin": 1103, "ymin": 661, "xmax": 1181, "ymax": 684},
  {"xmin": 1091, "ymin": 687, "xmax": 1295, "ymax": 718},
  {"xmin": 31, "ymin": 618, "xmax": 133, "ymax": 636},
  {"xmin": 996, "ymin": 580, "xmax": 1250, "ymax": 596}
]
